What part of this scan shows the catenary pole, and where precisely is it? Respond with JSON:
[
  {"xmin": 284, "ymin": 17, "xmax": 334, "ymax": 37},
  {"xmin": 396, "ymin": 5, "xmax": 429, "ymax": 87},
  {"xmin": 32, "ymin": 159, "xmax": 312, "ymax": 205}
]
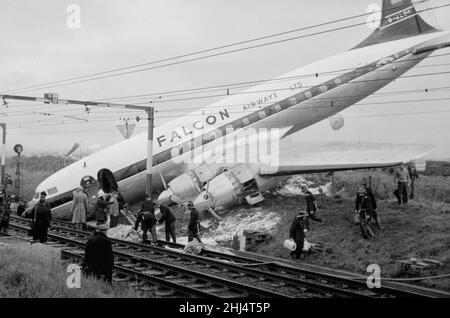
[
  {"xmin": 0, "ymin": 123, "xmax": 5, "ymax": 187},
  {"xmin": 146, "ymin": 107, "xmax": 154, "ymax": 197},
  {"xmin": 0, "ymin": 93, "xmax": 155, "ymax": 197}
]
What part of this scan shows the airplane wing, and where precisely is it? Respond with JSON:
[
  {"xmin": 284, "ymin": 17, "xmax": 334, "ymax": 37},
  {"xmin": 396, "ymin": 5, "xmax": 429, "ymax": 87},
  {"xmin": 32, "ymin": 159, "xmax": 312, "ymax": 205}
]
[{"xmin": 259, "ymin": 142, "xmax": 433, "ymax": 176}]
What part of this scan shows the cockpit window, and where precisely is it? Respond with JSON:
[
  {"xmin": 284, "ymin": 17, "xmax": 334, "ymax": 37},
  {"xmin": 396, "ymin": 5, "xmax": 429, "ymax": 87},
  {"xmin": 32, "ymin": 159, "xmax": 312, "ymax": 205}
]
[{"xmin": 47, "ymin": 187, "xmax": 58, "ymax": 195}]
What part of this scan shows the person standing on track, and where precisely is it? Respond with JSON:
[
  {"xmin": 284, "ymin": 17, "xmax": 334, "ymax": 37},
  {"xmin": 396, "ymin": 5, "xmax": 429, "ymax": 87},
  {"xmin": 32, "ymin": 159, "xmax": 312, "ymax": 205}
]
[
  {"xmin": 134, "ymin": 194, "xmax": 157, "ymax": 244},
  {"xmin": 94, "ymin": 195, "xmax": 111, "ymax": 225},
  {"xmin": 109, "ymin": 192, "xmax": 120, "ymax": 228},
  {"xmin": 187, "ymin": 201, "xmax": 202, "ymax": 243},
  {"xmin": 0, "ymin": 195, "xmax": 10, "ymax": 234},
  {"xmin": 71, "ymin": 186, "xmax": 89, "ymax": 230},
  {"xmin": 29, "ymin": 193, "xmax": 52, "ymax": 243},
  {"xmin": 156, "ymin": 202, "xmax": 177, "ymax": 242}
]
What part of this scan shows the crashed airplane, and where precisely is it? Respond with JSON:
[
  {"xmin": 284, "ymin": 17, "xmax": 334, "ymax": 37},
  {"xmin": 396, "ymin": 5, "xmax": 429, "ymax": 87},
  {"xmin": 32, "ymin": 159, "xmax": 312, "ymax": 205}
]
[{"xmin": 31, "ymin": 0, "xmax": 450, "ymax": 219}]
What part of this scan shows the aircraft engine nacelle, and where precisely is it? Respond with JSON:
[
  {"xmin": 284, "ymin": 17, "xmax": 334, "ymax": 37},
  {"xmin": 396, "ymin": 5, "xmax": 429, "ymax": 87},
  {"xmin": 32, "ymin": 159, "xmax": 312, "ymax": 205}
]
[
  {"xmin": 157, "ymin": 163, "xmax": 222, "ymax": 205},
  {"xmin": 193, "ymin": 164, "xmax": 255, "ymax": 212}
]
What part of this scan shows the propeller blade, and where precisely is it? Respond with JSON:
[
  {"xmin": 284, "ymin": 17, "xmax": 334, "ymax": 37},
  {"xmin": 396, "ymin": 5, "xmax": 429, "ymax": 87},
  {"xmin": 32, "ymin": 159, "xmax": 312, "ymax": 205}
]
[
  {"xmin": 208, "ymin": 208, "xmax": 222, "ymax": 221},
  {"xmin": 159, "ymin": 171, "xmax": 168, "ymax": 190}
]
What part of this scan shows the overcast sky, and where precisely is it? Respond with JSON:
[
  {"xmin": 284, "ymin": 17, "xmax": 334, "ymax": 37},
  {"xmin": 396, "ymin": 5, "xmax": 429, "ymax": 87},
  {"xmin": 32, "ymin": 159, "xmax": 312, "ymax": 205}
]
[{"xmin": 0, "ymin": 0, "xmax": 449, "ymax": 159}]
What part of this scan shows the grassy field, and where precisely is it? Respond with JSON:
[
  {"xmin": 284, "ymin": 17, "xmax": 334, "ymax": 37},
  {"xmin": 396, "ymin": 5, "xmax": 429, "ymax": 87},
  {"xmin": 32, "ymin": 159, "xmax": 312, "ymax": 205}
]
[
  {"xmin": 0, "ymin": 243, "xmax": 145, "ymax": 298},
  {"xmin": 255, "ymin": 172, "xmax": 450, "ymax": 292}
]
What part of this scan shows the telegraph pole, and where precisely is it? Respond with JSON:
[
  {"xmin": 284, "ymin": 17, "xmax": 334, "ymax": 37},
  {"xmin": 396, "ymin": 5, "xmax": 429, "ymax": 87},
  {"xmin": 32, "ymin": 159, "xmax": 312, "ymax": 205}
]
[{"xmin": 0, "ymin": 123, "xmax": 5, "ymax": 187}]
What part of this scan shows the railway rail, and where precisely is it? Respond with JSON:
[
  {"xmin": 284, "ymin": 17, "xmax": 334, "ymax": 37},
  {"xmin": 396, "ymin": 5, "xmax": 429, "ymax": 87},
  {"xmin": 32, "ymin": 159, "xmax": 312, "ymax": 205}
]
[{"xmin": 7, "ymin": 215, "xmax": 450, "ymax": 298}]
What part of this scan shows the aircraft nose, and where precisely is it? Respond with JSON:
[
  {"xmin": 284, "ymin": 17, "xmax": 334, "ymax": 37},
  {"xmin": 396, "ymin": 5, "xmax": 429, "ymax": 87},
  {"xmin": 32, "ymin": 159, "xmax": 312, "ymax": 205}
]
[
  {"xmin": 157, "ymin": 189, "xmax": 175, "ymax": 205},
  {"xmin": 193, "ymin": 191, "xmax": 213, "ymax": 212}
]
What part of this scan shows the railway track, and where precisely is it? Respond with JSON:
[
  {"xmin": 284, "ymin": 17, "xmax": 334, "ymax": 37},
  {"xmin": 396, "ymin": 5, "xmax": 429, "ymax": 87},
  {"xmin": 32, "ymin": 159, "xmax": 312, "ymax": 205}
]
[{"xmin": 7, "ymin": 215, "xmax": 450, "ymax": 298}]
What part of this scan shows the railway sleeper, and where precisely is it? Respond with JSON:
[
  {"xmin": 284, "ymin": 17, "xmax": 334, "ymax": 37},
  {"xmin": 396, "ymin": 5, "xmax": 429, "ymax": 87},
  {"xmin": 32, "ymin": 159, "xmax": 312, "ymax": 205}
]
[
  {"xmin": 187, "ymin": 282, "xmax": 214, "ymax": 289},
  {"xmin": 138, "ymin": 285, "xmax": 156, "ymax": 292},
  {"xmin": 142, "ymin": 269, "xmax": 167, "ymax": 276},
  {"xmin": 228, "ymin": 272, "xmax": 247, "ymax": 278},
  {"xmin": 155, "ymin": 288, "xmax": 177, "ymax": 297},
  {"xmin": 171, "ymin": 278, "xmax": 193, "ymax": 285}
]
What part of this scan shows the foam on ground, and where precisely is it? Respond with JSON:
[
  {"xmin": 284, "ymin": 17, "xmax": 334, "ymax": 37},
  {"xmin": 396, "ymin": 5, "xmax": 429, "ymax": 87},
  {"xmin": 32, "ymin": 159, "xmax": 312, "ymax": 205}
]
[{"xmin": 275, "ymin": 176, "xmax": 331, "ymax": 196}]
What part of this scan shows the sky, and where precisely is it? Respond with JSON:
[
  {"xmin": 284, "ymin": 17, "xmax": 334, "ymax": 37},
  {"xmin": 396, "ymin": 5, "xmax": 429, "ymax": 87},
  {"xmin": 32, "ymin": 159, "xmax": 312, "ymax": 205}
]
[{"xmin": 0, "ymin": 0, "xmax": 450, "ymax": 159}]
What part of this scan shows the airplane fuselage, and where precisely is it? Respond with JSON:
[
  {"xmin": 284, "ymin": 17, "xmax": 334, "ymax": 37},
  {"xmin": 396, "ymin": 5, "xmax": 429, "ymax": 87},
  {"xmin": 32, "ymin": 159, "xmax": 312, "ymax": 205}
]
[{"xmin": 31, "ymin": 31, "xmax": 449, "ymax": 219}]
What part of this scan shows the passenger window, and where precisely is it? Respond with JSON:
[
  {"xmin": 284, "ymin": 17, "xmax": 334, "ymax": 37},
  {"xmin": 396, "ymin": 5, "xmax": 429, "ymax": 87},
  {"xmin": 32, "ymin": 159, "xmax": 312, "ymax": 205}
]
[{"xmin": 47, "ymin": 187, "xmax": 58, "ymax": 195}]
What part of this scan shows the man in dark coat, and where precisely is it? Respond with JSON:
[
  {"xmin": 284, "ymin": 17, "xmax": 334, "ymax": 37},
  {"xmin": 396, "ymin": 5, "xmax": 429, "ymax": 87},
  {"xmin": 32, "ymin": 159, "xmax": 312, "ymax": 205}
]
[
  {"xmin": 82, "ymin": 225, "xmax": 114, "ymax": 283},
  {"xmin": 134, "ymin": 195, "xmax": 157, "ymax": 244},
  {"xmin": 408, "ymin": 162, "xmax": 419, "ymax": 200},
  {"xmin": 157, "ymin": 203, "xmax": 177, "ymax": 242},
  {"xmin": 29, "ymin": 194, "xmax": 52, "ymax": 243},
  {"xmin": 361, "ymin": 181, "xmax": 383, "ymax": 230},
  {"xmin": 0, "ymin": 196, "xmax": 10, "ymax": 233},
  {"xmin": 17, "ymin": 199, "xmax": 28, "ymax": 217},
  {"xmin": 355, "ymin": 185, "xmax": 376, "ymax": 239},
  {"xmin": 300, "ymin": 185, "xmax": 325, "ymax": 229},
  {"xmin": 187, "ymin": 201, "xmax": 202, "ymax": 243},
  {"xmin": 289, "ymin": 211, "xmax": 308, "ymax": 260},
  {"xmin": 94, "ymin": 196, "xmax": 111, "ymax": 225}
]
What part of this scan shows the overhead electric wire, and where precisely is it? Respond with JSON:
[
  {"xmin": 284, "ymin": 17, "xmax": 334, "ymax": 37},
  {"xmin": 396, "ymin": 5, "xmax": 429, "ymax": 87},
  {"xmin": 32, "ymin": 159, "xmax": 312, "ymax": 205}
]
[
  {"xmin": 5, "ymin": 51, "xmax": 448, "ymax": 110},
  {"xmin": 9, "ymin": 107, "xmax": 450, "ymax": 134},
  {"xmin": 3, "ymin": 52, "xmax": 447, "ymax": 115},
  {"xmin": 90, "ymin": 53, "xmax": 450, "ymax": 103},
  {"xmin": 2, "ymin": 1, "xmax": 449, "ymax": 130},
  {"xmin": 4, "ymin": 70, "xmax": 450, "ymax": 119},
  {"xmin": 6, "ymin": 65, "xmax": 448, "ymax": 119},
  {"xmin": 8, "ymin": 94, "xmax": 450, "ymax": 129},
  {"xmin": 57, "ymin": 69, "xmax": 450, "ymax": 111},
  {"xmin": 5, "ymin": 82, "xmax": 450, "ymax": 118},
  {"xmin": 3, "ymin": 1, "xmax": 446, "ymax": 94}
]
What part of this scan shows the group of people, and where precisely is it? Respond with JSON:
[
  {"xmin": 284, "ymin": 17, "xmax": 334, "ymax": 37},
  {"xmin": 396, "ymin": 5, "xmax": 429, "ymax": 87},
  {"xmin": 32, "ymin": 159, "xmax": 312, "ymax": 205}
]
[
  {"xmin": 93, "ymin": 190, "xmax": 125, "ymax": 229},
  {"xmin": 133, "ymin": 194, "xmax": 202, "ymax": 245},
  {"xmin": 70, "ymin": 186, "xmax": 128, "ymax": 231},
  {"xmin": 81, "ymin": 195, "xmax": 202, "ymax": 284},
  {"xmin": 288, "ymin": 162, "xmax": 421, "ymax": 260}
]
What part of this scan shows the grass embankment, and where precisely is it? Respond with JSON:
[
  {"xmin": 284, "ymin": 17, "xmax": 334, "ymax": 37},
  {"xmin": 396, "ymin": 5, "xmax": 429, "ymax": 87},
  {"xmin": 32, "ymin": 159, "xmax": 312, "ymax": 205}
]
[
  {"xmin": 255, "ymin": 171, "xmax": 450, "ymax": 291},
  {"xmin": 0, "ymin": 244, "xmax": 144, "ymax": 298}
]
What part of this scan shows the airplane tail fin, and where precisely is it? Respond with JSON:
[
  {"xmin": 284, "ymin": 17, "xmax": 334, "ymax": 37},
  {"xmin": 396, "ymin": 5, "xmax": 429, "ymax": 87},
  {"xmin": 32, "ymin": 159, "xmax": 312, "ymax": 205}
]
[{"xmin": 353, "ymin": 0, "xmax": 440, "ymax": 49}]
